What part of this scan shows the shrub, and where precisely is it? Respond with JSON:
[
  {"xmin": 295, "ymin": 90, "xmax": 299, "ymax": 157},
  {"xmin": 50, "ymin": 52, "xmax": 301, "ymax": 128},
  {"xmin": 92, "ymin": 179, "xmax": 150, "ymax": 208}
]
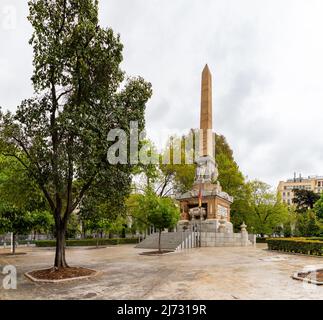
[
  {"xmin": 35, "ymin": 238, "xmax": 139, "ymax": 247},
  {"xmin": 267, "ymin": 237, "xmax": 323, "ymax": 256},
  {"xmin": 256, "ymin": 237, "xmax": 267, "ymax": 243}
]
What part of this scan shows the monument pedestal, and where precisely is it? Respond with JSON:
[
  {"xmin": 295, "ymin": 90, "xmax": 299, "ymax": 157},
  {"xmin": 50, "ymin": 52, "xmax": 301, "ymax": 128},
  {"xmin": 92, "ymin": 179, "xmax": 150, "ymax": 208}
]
[{"xmin": 178, "ymin": 218, "xmax": 233, "ymax": 234}]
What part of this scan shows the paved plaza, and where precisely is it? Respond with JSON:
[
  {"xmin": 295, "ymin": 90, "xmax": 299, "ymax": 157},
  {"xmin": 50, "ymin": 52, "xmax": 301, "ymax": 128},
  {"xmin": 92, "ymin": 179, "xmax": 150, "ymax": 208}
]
[{"xmin": 0, "ymin": 244, "xmax": 323, "ymax": 300}]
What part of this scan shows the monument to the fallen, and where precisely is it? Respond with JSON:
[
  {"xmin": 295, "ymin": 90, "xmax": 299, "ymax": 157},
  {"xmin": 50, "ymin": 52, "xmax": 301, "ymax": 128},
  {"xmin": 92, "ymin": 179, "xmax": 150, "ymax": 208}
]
[
  {"xmin": 177, "ymin": 65, "xmax": 234, "ymax": 233},
  {"xmin": 137, "ymin": 65, "xmax": 254, "ymax": 249},
  {"xmin": 175, "ymin": 65, "xmax": 253, "ymax": 247}
]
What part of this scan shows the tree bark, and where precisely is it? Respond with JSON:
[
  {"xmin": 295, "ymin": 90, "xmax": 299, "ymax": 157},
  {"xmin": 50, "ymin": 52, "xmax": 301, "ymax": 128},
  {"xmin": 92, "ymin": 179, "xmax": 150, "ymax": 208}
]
[
  {"xmin": 82, "ymin": 223, "xmax": 86, "ymax": 239},
  {"xmin": 158, "ymin": 230, "xmax": 162, "ymax": 253},
  {"xmin": 12, "ymin": 234, "xmax": 16, "ymax": 255},
  {"xmin": 54, "ymin": 225, "xmax": 68, "ymax": 269}
]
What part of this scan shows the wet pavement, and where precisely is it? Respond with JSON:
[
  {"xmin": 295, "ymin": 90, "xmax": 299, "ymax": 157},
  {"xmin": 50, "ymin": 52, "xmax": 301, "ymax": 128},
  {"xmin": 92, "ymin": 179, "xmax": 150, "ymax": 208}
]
[{"xmin": 0, "ymin": 244, "xmax": 323, "ymax": 300}]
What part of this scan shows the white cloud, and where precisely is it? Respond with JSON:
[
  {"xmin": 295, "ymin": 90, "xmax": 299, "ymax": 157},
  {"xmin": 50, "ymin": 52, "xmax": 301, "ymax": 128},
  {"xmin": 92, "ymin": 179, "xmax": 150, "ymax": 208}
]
[{"xmin": 1, "ymin": 0, "xmax": 323, "ymax": 187}]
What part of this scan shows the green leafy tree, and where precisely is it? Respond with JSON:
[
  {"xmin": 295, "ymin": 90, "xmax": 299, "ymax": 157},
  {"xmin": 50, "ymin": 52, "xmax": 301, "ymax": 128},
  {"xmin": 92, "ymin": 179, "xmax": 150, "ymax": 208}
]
[
  {"xmin": 159, "ymin": 134, "xmax": 196, "ymax": 195},
  {"xmin": 0, "ymin": 0, "xmax": 151, "ymax": 269},
  {"xmin": 292, "ymin": 189, "xmax": 320, "ymax": 212},
  {"xmin": 132, "ymin": 140, "xmax": 160, "ymax": 193},
  {"xmin": 215, "ymin": 151, "xmax": 250, "ymax": 229},
  {"xmin": 216, "ymin": 153, "xmax": 244, "ymax": 195},
  {"xmin": 130, "ymin": 191, "xmax": 180, "ymax": 252},
  {"xmin": 282, "ymin": 206, "xmax": 297, "ymax": 237},
  {"xmin": 131, "ymin": 136, "xmax": 195, "ymax": 197},
  {"xmin": 139, "ymin": 133, "xmax": 246, "ymax": 199},
  {"xmin": 295, "ymin": 211, "xmax": 321, "ymax": 237},
  {"xmin": 245, "ymin": 180, "xmax": 290, "ymax": 236},
  {"xmin": 214, "ymin": 134, "xmax": 234, "ymax": 159},
  {"xmin": 30, "ymin": 210, "xmax": 54, "ymax": 239},
  {"xmin": 0, "ymin": 205, "xmax": 33, "ymax": 254},
  {"xmin": 66, "ymin": 212, "xmax": 81, "ymax": 239},
  {"xmin": 126, "ymin": 193, "xmax": 150, "ymax": 235},
  {"xmin": 79, "ymin": 185, "xmax": 130, "ymax": 240},
  {"xmin": 0, "ymin": 156, "xmax": 47, "ymax": 212},
  {"xmin": 0, "ymin": 156, "xmax": 53, "ymax": 241},
  {"xmin": 148, "ymin": 196, "xmax": 179, "ymax": 253},
  {"xmin": 314, "ymin": 194, "xmax": 323, "ymax": 220}
]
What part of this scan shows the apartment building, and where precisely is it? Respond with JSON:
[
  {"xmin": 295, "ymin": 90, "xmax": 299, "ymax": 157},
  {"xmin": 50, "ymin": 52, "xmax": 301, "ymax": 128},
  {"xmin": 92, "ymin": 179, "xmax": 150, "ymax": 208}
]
[{"xmin": 277, "ymin": 174, "xmax": 323, "ymax": 205}]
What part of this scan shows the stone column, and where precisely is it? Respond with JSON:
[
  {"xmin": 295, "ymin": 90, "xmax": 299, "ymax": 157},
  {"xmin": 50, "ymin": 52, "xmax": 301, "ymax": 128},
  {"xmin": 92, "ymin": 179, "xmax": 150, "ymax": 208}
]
[
  {"xmin": 200, "ymin": 64, "xmax": 213, "ymax": 157},
  {"xmin": 240, "ymin": 222, "xmax": 249, "ymax": 246}
]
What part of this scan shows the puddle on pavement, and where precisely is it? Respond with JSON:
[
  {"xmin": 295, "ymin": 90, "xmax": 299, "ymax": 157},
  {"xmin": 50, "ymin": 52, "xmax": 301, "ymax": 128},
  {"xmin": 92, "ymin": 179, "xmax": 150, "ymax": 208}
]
[{"xmin": 259, "ymin": 256, "xmax": 291, "ymax": 262}]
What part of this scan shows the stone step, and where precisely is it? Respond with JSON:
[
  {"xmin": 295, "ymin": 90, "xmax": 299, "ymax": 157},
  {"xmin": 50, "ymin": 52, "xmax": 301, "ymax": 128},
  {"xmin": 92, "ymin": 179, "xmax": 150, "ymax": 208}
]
[{"xmin": 135, "ymin": 232, "xmax": 194, "ymax": 250}]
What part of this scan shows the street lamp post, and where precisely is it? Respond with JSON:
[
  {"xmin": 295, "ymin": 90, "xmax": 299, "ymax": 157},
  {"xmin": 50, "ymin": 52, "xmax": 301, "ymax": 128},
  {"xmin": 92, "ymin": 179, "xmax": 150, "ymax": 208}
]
[{"xmin": 199, "ymin": 207, "xmax": 202, "ymax": 247}]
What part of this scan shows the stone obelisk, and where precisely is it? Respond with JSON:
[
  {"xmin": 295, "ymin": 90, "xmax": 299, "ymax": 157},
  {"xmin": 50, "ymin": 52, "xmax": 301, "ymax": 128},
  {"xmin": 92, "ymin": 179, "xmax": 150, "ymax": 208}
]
[
  {"xmin": 176, "ymin": 64, "xmax": 233, "ymax": 232},
  {"xmin": 200, "ymin": 64, "xmax": 213, "ymax": 157}
]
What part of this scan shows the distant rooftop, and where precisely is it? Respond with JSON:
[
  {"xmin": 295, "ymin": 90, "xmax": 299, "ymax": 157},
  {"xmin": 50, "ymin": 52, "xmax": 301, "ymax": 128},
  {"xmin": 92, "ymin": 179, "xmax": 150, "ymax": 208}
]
[{"xmin": 285, "ymin": 175, "xmax": 323, "ymax": 183}]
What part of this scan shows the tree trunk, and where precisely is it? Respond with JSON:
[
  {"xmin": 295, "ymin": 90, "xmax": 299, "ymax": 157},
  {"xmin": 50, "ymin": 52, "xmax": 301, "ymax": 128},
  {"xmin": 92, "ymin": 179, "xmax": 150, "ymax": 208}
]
[
  {"xmin": 54, "ymin": 226, "xmax": 68, "ymax": 269},
  {"xmin": 158, "ymin": 230, "xmax": 162, "ymax": 253},
  {"xmin": 12, "ymin": 233, "xmax": 16, "ymax": 255},
  {"xmin": 82, "ymin": 221, "xmax": 86, "ymax": 239}
]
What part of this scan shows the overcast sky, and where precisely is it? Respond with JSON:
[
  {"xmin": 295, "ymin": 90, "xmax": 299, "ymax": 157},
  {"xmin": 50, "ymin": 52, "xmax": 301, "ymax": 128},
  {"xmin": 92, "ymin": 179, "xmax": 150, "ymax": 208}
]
[{"xmin": 1, "ymin": 0, "xmax": 323, "ymax": 188}]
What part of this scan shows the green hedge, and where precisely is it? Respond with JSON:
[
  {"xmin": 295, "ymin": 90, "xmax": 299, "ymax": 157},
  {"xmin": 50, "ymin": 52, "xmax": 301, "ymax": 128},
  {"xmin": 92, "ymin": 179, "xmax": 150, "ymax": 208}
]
[
  {"xmin": 305, "ymin": 237, "xmax": 323, "ymax": 242},
  {"xmin": 35, "ymin": 238, "xmax": 139, "ymax": 247},
  {"xmin": 0, "ymin": 240, "xmax": 37, "ymax": 245},
  {"xmin": 256, "ymin": 237, "xmax": 267, "ymax": 243},
  {"xmin": 267, "ymin": 238, "xmax": 323, "ymax": 256}
]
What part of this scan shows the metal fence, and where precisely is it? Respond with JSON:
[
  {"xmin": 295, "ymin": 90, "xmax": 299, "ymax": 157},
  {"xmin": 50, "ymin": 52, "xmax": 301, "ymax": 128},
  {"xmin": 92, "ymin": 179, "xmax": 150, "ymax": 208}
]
[
  {"xmin": 178, "ymin": 230, "xmax": 201, "ymax": 250},
  {"xmin": 0, "ymin": 233, "xmax": 53, "ymax": 248}
]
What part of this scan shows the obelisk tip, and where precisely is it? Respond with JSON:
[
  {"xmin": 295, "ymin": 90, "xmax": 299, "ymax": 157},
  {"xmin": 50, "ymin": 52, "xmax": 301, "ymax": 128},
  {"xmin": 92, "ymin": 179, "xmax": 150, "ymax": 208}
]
[{"xmin": 203, "ymin": 64, "xmax": 211, "ymax": 74}]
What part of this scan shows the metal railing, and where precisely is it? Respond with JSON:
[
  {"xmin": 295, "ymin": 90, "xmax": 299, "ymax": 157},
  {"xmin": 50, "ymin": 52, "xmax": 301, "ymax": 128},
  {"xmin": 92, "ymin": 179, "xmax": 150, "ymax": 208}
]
[{"xmin": 177, "ymin": 229, "xmax": 201, "ymax": 251}]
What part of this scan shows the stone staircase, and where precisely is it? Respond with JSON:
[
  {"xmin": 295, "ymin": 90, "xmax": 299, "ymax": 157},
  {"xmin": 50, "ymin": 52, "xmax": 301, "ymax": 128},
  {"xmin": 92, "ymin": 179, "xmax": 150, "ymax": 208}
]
[{"xmin": 135, "ymin": 231, "xmax": 197, "ymax": 251}]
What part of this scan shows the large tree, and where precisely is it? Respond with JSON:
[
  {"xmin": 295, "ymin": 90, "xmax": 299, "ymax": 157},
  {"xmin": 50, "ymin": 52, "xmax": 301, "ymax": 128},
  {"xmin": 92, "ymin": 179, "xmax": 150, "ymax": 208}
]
[
  {"xmin": 134, "ymin": 191, "xmax": 179, "ymax": 252},
  {"xmin": 0, "ymin": 205, "xmax": 33, "ymax": 254},
  {"xmin": 245, "ymin": 180, "xmax": 290, "ymax": 236},
  {"xmin": 0, "ymin": 156, "xmax": 53, "ymax": 243},
  {"xmin": 0, "ymin": 155, "xmax": 47, "ymax": 212},
  {"xmin": 314, "ymin": 194, "xmax": 323, "ymax": 220},
  {"xmin": 79, "ymin": 189, "xmax": 129, "ymax": 239},
  {"xmin": 295, "ymin": 211, "xmax": 321, "ymax": 237},
  {"xmin": 292, "ymin": 189, "xmax": 320, "ymax": 213},
  {"xmin": 0, "ymin": 0, "xmax": 152, "ymax": 269}
]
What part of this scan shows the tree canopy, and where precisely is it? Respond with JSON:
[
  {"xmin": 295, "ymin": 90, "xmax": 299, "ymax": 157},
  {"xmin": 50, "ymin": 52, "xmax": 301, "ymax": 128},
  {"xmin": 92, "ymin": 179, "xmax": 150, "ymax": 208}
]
[
  {"xmin": 314, "ymin": 194, "xmax": 323, "ymax": 220},
  {"xmin": 243, "ymin": 180, "xmax": 290, "ymax": 236},
  {"xmin": 0, "ymin": 0, "xmax": 152, "ymax": 268},
  {"xmin": 134, "ymin": 191, "xmax": 179, "ymax": 252},
  {"xmin": 293, "ymin": 189, "xmax": 320, "ymax": 212}
]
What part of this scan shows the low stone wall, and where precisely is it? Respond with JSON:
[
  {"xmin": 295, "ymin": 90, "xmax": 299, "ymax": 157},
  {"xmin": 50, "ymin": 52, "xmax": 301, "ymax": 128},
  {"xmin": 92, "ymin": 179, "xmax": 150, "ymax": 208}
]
[
  {"xmin": 200, "ymin": 232, "xmax": 251, "ymax": 247},
  {"xmin": 177, "ymin": 219, "xmax": 253, "ymax": 247}
]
